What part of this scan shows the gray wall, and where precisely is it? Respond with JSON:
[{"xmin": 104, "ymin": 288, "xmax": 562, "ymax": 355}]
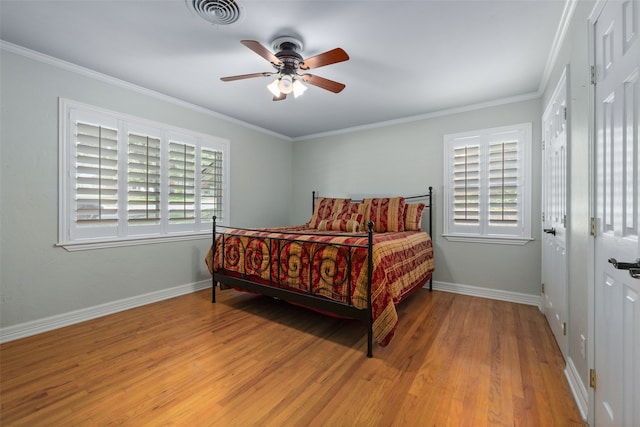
[
  {"xmin": 0, "ymin": 48, "xmax": 293, "ymax": 327},
  {"xmin": 291, "ymin": 98, "xmax": 542, "ymax": 296},
  {"xmin": 541, "ymin": 0, "xmax": 596, "ymax": 397}
]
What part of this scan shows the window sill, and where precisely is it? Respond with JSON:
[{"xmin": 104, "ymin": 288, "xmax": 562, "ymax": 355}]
[
  {"xmin": 442, "ymin": 234, "xmax": 534, "ymax": 245},
  {"xmin": 56, "ymin": 232, "xmax": 212, "ymax": 251}
]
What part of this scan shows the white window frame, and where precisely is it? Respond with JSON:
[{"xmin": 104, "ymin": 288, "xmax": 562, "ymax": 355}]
[
  {"xmin": 443, "ymin": 122, "xmax": 533, "ymax": 245},
  {"xmin": 58, "ymin": 98, "xmax": 230, "ymax": 251}
]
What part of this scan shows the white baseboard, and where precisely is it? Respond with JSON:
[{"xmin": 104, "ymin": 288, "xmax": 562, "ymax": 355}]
[
  {"xmin": 432, "ymin": 280, "xmax": 542, "ymax": 306},
  {"xmin": 1, "ymin": 279, "xmax": 541, "ymax": 344},
  {"xmin": 0, "ymin": 280, "xmax": 211, "ymax": 344},
  {"xmin": 565, "ymin": 356, "xmax": 589, "ymax": 422}
]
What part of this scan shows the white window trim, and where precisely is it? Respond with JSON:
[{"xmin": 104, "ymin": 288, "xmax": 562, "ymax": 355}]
[
  {"xmin": 58, "ymin": 98, "xmax": 230, "ymax": 251},
  {"xmin": 443, "ymin": 122, "xmax": 533, "ymax": 245}
]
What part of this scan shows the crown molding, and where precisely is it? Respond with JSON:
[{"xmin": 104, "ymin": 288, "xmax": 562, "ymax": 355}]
[
  {"xmin": 0, "ymin": 40, "xmax": 292, "ymax": 142},
  {"xmin": 294, "ymin": 91, "xmax": 541, "ymax": 142},
  {"xmin": 538, "ymin": 0, "xmax": 579, "ymax": 94}
]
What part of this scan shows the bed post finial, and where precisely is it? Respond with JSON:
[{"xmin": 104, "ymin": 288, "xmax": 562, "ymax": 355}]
[{"xmin": 312, "ymin": 190, "xmax": 316, "ymax": 214}]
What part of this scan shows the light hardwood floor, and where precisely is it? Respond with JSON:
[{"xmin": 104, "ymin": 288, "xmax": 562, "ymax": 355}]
[{"xmin": 0, "ymin": 288, "xmax": 585, "ymax": 426}]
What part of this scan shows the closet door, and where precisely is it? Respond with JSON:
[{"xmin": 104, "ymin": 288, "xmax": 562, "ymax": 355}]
[
  {"xmin": 542, "ymin": 66, "xmax": 569, "ymax": 358},
  {"xmin": 593, "ymin": 0, "xmax": 640, "ymax": 425}
]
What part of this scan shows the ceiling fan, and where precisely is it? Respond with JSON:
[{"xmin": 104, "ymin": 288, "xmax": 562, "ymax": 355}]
[{"xmin": 220, "ymin": 37, "xmax": 349, "ymax": 101}]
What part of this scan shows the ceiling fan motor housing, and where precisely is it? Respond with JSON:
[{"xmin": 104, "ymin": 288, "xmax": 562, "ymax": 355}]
[{"xmin": 272, "ymin": 36, "xmax": 304, "ymax": 75}]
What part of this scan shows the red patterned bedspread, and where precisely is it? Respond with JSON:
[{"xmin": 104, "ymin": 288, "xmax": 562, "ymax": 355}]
[{"xmin": 205, "ymin": 226, "xmax": 434, "ymax": 347}]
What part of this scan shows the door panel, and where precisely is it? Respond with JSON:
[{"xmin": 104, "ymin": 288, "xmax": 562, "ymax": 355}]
[{"xmin": 593, "ymin": 1, "xmax": 640, "ymax": 426}]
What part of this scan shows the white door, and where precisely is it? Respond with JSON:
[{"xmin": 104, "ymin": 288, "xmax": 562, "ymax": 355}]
[
  {"xmin": 542, "ymin": 67, "xmax": 569, "ymax": 358},
  {"xmin": 593, "ymin": 0, "xmax": 640, "ymax": 426}
]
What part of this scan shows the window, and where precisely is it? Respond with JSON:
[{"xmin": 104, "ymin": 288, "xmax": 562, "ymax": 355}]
[
  {"xmin": 443, "ymin": 123, "xmax": 532, "ymax": 244},
  {"xmin": 59, "ymin": 99, "xmax": 229, "ymax": 250}
]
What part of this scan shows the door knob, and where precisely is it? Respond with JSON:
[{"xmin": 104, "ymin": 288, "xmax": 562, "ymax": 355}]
[
  {"xmin": 543, "ymin": 228, "xmax": 556, "ymax": 235},
  {"xmin": 608, "ymin": 258, "xmax": 640, "ymax": 269},
  {"xmin": 630, "ymin": 268, "xmax": 640, "ymax": 279}
]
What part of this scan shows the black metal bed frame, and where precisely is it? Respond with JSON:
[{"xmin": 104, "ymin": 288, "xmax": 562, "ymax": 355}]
[{"xmin": 211, "ymin": 187, "xmax": 433, "ymax": 357}]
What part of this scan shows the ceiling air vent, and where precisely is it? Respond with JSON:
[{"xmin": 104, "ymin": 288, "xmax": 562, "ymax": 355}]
[{"xmin": 189, "ymin": 0, "xmax": 243, "ymax": 25}]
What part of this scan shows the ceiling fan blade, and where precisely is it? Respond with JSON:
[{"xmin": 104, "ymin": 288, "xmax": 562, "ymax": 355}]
[
  {"xmin": 301, "ymin": 74, "xmax": 346, "ymax": 93},
  {"xmin": 273, "ymin": 93, "xmax": 287, "ymax": 101},
  {"xmin": 301, "ymin": 48, "xmax": 349, "ymax": 70},
  {"xmin": 241, "ymin": 40, "xmax": 281, "ymax": 65},
  {"xmin": 220, "ymin": 72, "xmax": 274, "ymax": 82}
]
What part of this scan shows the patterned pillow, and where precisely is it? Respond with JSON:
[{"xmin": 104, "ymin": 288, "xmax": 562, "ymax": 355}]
[
  {"xmin": 317, "ymin": 219, "xmax": 361, "ymax": 232},
  {"xmin": 308, "ymin": 197, "xmax": 351, "ymax": 228},
  {"xmin": 336, "ymin": 203, "xmax": 367, "ymax": 228},
  {"xmin": 404, "ymin": 203, "xmax": 426, "ymax": 231},
  {"xmin": 363, "ymin": 197, "xmax": 406, "ymax": 232},
  {"xmin": 337, "ymin": 202, "xmax": 365, "ymax": 224}
]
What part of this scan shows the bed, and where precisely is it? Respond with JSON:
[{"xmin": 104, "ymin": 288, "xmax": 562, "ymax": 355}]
[{"xmin": 205, "ymin": 188, "xmax": 434, "ymax": 357}]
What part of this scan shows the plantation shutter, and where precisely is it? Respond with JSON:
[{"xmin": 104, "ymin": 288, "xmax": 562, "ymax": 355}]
[
  {"xmin": 61, "ymin": 100, "xmax": 231, "ymax": 248},
  {"xmin": 452, "ymin": 145, "xmax": 480, "ymax": 224},
  {"xmin": 488, "ymin": 141, "xmax": 519, "ymax": 225},
  {"xmin": 200, "ymin": 148, "xmax": 224, "ymax": 223},
  {"xmin": 443, "ymin": 123, "xmax": 531, "ymax": 242},
  {"xmin": 74, "ymin": 122, "xmax": 118, "ymax": 223},
  {"xmin": 127, "ymin": 133, "xmax": 161, "ymax": 223},
  {"xmin": 168, "ymin": 141, "xmax": 196, "ymax": 223}
]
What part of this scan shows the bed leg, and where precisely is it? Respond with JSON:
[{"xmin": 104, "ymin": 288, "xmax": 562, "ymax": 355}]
[
  {"xmin": 429, "ymin": 277, "xmax": 433, "ymax": 292},
  {"xmin": 366, "ymin": 220, "xmax": 374, "ymax": 358},
  {"xmin": 212, "ymin": 215, "xmax": 217, "ymax": 303}
]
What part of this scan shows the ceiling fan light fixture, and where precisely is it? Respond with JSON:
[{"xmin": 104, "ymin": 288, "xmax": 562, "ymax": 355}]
[
  {"xmin": 278, "ymin": 74, "xmax": 294, "ymax": 94},
  {"xmin": 267, "ymin": 79, "xmax": 281, "ymax": 97},
  {"xmin": 292, "ymin": 79, "xmax": 307, "ymax": 98}
]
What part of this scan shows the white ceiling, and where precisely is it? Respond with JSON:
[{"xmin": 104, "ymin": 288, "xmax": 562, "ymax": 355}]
[{"xmin": 0, "ymin": 0, "xmax": 570, "ymax": 139}]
